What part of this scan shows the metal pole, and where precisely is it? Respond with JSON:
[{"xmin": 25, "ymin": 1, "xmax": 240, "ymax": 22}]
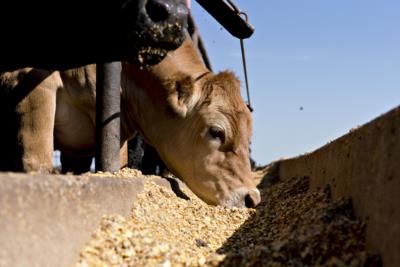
[
  {"xmin": 187, "ymin": 13, "xmax": 213, "ymax": 71},
  {"xmin": 95, "ymin": 62, "xmax": 121, "ymax": 172},
  {"xmin": 194, "ymin": 0, "xmax": 254, "ymax": 39}
]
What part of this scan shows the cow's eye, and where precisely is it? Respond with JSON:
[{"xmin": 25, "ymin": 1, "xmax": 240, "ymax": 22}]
[{"xmin": 208, "ymin": 126, "xmax": 225, "ymax": 144}]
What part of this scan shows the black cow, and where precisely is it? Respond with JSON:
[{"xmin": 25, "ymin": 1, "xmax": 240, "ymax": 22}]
[{"xmin": 0, "ymin": 0, "xmax": 188, "ymax": 71}]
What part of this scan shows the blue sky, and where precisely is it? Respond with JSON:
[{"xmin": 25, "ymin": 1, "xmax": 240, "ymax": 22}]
[{"xmin": 191, "ymin": 0, "xmax": 400, "ymax": 165}]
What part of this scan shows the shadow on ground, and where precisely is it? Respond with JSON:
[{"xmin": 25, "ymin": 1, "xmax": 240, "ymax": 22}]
[{"xmin": 214, "ymin": 162, "xmax": 382, "ymax": 267}]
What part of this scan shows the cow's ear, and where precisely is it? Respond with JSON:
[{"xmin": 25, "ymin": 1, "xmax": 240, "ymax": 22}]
[{"xmin": 165, "ymin": 76, "xmax": 197, "ymax": 118}]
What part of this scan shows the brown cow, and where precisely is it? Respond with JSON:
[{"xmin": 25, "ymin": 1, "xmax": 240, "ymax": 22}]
[{"xmin": 0, "ymin": 38, "xmax": 260, "ymax": 208}]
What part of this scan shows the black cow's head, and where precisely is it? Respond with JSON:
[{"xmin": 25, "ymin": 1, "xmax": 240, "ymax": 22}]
[{"xmin": 0, "ymin": 0, "xmax": 189, "ymax": 71}]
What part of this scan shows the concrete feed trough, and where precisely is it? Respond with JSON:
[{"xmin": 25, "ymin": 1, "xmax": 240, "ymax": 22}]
[{"xmin": 0, "ymin": 105, "xmax": 399, "ymax": 267}]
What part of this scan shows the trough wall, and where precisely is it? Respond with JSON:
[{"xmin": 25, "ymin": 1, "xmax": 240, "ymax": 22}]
[{"xmin": 277, "ymin": 106, "xmax": 400, "ymax": 267}]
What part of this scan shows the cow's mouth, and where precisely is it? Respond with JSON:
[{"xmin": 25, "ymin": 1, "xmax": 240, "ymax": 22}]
[
  {"xmin": 130, "ymin": 22, "xmax": 185, "ymax": 67},
  {"xmin": 135, "ymin": 46, "xmax": 168, "ymax": 67}
]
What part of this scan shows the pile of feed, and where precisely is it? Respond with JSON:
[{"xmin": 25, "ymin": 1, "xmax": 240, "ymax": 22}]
[{"xmin": 76, "ymin": 168, "xmax": 381, "ymax": 267}]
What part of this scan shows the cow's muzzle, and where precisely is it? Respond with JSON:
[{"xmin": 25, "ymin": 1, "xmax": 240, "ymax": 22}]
[
  {"xmin": 221, "ymin": 188, "xmax": 261, "ymax": 208},
  {"xmin": 145, "ymin": 0, "xmax": 188, "ymax": 25},
  {"xmin": 123, "ymin": 0, "xmax": 188, "ymax": 48}
]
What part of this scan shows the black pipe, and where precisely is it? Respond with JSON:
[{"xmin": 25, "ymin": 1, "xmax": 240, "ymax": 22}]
[
  {"xmin": 195, "ymin": 0, "xmax": 254, "ymax": 39},
  {"xmin": 95, "ymin": 62, "xmax": 121, "ymax": 172}
]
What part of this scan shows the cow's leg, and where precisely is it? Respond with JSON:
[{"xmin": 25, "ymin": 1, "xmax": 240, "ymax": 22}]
[
  {"xmin": 60, "ymin": 153, "xmax": 93, "ymax": 174},
  {"xmin": 14, "ymin": 73, "xmax": 58, "ymax": 172},
  {"xmin": 120, "ymin": 141, "xmax": 128, "ymax": 169},
  {"xmin": 141, "ymin": 144, "xmax": 166, "ymax": 176},
  {"xmin": 0, "ymin": 106, "xmax": 19, "ymax": 171},
  {"xmin": 60, "ymin": 146, "xmax": 128, "ymax": 174},
  {"xmin": 127, "ymin": 135, "xmax": 145, "ymax": 170}
]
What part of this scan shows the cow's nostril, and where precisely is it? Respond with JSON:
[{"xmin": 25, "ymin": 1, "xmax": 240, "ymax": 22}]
[
  {"xmin": 244, "ymin": 190, "xmax": 261, "ymax": 208},
  {"xmin": 244, "ymin": 194, "xmax": 256, "ymax": 208},
  {"xmin": 146, "ymin": 0, "xmax": 170, "ymax": 23}
]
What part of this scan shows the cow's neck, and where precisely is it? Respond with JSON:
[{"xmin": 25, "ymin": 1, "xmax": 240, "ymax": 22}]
[
  {"xmin": 120, "ymin": 63, "xmax": 168, "ymax": 145},
  {"xmin": 120, "ymin": 38, "xmax": 209, "ymax": 146},
  {"xmin": 150, "ymin": 38, "xmax": 209, "ymax": 80}
]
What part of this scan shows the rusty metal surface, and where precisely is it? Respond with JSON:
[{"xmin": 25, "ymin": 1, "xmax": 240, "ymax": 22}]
[
  {"xmin": 0, "ymin": 173, "xmax": 144, "ymax": 267},
  {"xmin": 276, "ymin": 106, "xmax": 400, "ymax": 267}
]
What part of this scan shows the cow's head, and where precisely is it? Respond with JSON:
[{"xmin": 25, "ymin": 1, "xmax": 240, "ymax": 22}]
[
  {"xmin": 162, "ymin": 71, "xmax": 261, "ymax": 208},
  {"xmin": 120, "ymin": 0, "xmax": 189, "ymax": 65},
  {"xmin": 122, "ymin": 39, "xmax": 261, "ymax": 208}
]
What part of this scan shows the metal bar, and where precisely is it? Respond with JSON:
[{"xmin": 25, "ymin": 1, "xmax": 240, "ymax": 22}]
[
  {"xmin": 197, "ymin": 35, "xmax": 213, "ymax": 71},
  {"xmin": 95, "ymin": 62, "xmax": 121, "ymax": 172},
  {"xmin": 188, "ymin": 13, "xmax": 213, "ymax": 71},
  {"xmin": 240, "ymin": 39, "xmax": 253, "ymax": 112},
  {"xmin": 195, "ymin": 0, "xmax": 254, "ymax": 39}
]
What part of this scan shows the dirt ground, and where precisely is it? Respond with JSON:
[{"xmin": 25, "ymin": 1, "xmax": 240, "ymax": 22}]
[{"xmin": 76, "ymin": 168, "xmax": 381, "ymax": 267}]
